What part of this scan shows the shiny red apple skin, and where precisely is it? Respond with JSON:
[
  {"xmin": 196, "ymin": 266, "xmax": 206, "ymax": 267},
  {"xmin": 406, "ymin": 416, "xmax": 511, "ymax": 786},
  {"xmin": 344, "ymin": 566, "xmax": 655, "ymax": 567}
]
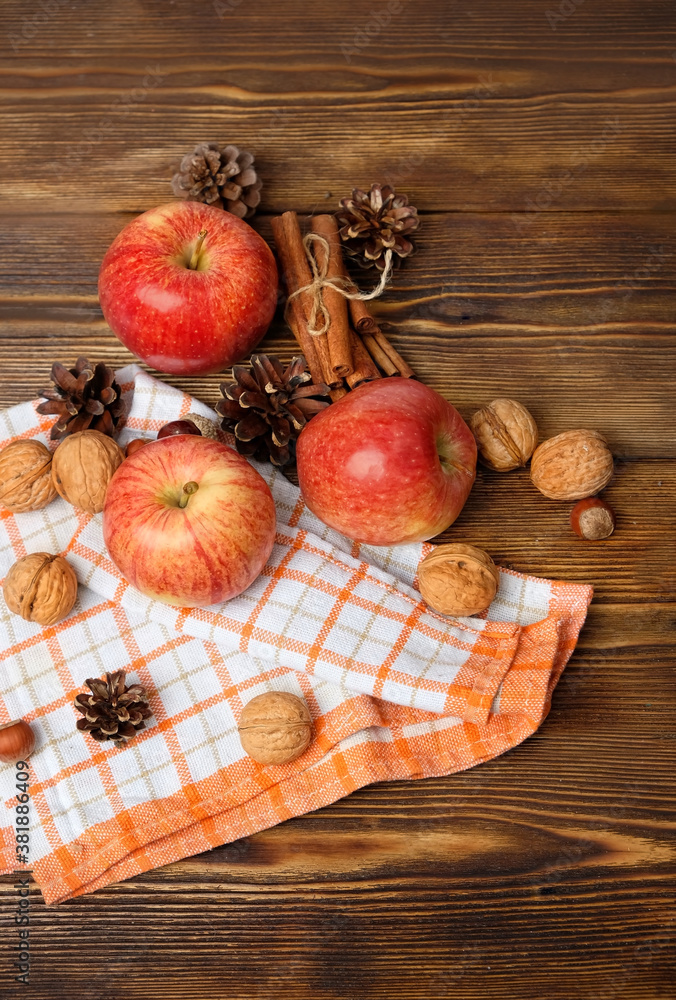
[
  {"xmin": 296, "ymin": 379, "xmax": 477, "ymax": 546},
  {"xmin": 103, "ymin": 435, "xmax": 276, "ymax": 607},
  {"xmin": 98, "ymin": 201, "xmax": 278, "ymax": 376}
]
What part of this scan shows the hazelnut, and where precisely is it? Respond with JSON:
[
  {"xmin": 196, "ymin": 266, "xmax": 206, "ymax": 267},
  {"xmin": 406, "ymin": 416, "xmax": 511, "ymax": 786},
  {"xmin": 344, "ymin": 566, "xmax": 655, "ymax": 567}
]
[
  {"xmin": 3, "ymin": 552, "xmax": 78, "ymax": 626},
  {"xmin": 184, "ymin": 413, "xmax": 220, "ymax": 439},
  {"xmin": 0, "ymin": 719, "xmax": 35, "ymax": 764},
  {"xmin": 125, "ymin": 438, "xmax": 147, "ymax": 458},
  {"xmin": 157, "ymin": 420, "xmax": 202, "ymax": 439},
  {"xmin": 238, "ymin": 691, "xmax": 313, "ymax": 766},
  {"xmin": 470, "ymin": 398, "xmax": 538, "ymax": 471},
  {"xmin": 530, "ymin": 429, "xmax": 613, "ymax": 501},
  {"xmin": 571, "ymin": 497, "xmax": 616, "ymax": 540},
  {"xmin": 0, "ymin": 439, "xmax": 58, "ymax": 512},
  {"xmin": 418, "ymin": 543, "xmax": 499, "ymax": 617},
  {"xmin": 51, "ymin": 429, "xmax": 124, "ymax": 514}
]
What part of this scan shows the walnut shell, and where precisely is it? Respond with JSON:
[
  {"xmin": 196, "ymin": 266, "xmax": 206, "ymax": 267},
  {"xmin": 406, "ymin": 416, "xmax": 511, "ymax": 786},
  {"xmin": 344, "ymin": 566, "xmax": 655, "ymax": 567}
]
[
  {"xmin": 3, "ymin": 552, "xmax": 78, "ymax": 626},
  {"xmin": 418, "ymin": 543, "xmax": 499, "ymax": 617},
  {"xmin": 51, "ymin": 429, "xmax": 124, "ymax": 514},
  {"xmin": 238, "ymin": 691, "xmax": 313, "ymax": 766},
  {"xmin": 0, "ymin": 439, "xmax": 58, "ymax": 512},
  {"xmin": 470, "ymin": 398, "xmax": 538, "ymax": 471},
  {"xmin": 530, "ymin": 429, "xmax": 613, "ymax": 501}
]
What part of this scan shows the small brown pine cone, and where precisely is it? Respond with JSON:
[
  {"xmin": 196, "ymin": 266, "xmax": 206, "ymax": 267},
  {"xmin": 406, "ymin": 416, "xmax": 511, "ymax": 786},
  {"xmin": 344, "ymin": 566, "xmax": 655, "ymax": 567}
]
[
  {"xmin": 37, "ymin": 358, "xmax": 125, "ymax": 442},
  {"xmin": 171, "ymin": 142, "xmax": 263, "ymax": 219},
  {"xmin": 74, "ymin": 670, "xmax": 152, "ymax": 745},
  {"xmin": 335, "ymin": 183, "xmax": 420, "ymax": 271}
]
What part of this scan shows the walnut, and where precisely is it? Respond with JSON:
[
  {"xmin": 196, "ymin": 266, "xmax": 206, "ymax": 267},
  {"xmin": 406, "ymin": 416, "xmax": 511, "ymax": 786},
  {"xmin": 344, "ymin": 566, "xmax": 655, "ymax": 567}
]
[
  {"xmin": 0, "ymin": 439, "xmax": 58, "ymax": 512},
  {"xmin": 51, "ymin": 429, "xmax": 123, "ymax": 514},
  {"xmin": 418, "ymin": 543, "xmax": 499, "ymax": 617},
  {"xmin": 470, "ymin": 398, "xmax": 538, "ymax": 471},
  {"xmin": 3, "ymin": 552, "xmax": 78, "ymax": 626},
  {"xmin": 238, "ymin": 691, "xmax": 313, "ymax": 766},
  {"xmin": 530, "ymin": 429, "xmax": 613, "ymax": 500}
]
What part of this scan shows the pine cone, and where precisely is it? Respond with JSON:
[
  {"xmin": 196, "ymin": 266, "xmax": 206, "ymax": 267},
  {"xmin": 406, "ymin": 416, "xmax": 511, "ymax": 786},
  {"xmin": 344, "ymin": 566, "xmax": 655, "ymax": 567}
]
[
  {"xmin": 335, "ymin": 183, "xmax": 420, "ymax": 270},
  {"xmin": 74, "ymin": 670, "xmax": 152, "ymax": 745},
  {"xmin": 37, "ymin": 358, "xmax": 125, "ymax": 441},
  {"xmin": 171, "ymin": 142, "xmax": 262, "ymax": 219},
  {"xmin": 216, "ymin": 354, "xmax": 330, "ymax": 467}
]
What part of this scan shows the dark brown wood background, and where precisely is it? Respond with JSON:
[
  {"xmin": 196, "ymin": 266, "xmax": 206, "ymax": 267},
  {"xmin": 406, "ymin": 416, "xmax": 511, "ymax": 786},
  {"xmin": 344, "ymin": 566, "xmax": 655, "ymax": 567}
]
[{"xmin": 1, "ymin": 1, "xmax": 675, "ymax": 996}]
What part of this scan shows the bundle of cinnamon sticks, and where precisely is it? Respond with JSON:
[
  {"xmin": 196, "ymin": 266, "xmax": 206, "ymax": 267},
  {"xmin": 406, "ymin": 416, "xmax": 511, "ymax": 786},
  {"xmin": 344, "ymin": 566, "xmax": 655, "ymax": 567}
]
[{"xmin": 270, "ymin": 211, "xmax": 414, "ymax": 401}]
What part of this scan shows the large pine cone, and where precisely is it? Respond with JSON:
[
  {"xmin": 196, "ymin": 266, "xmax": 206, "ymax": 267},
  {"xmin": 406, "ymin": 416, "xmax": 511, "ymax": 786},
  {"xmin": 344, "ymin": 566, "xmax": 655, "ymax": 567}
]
[{"xmin": 217, "ymin": 354, "xmax": 330, "ymax": 467}]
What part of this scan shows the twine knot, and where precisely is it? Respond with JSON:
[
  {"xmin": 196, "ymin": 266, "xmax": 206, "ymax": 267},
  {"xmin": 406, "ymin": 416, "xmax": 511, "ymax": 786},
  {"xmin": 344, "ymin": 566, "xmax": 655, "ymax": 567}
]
[{"xmin": 287, "ymin": 233, "xmax": 393, "ymax": 337}]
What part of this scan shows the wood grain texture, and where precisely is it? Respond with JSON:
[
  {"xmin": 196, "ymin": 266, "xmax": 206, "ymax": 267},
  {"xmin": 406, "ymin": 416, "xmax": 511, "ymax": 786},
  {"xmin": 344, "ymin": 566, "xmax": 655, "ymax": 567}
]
[
  {"xmin": 1, "ymin": 0, "xmax": 676, "ymax": 214},
  {"xmin": 0, "ymin": 0, "xmax": 675, "ymax": 996}
]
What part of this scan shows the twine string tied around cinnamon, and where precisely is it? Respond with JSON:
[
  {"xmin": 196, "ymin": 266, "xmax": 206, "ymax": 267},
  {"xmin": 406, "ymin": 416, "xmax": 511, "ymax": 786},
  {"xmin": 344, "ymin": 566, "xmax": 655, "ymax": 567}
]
[{"xmin": 286, "ymin": 233, "xmax": 393, "ymax": 337}]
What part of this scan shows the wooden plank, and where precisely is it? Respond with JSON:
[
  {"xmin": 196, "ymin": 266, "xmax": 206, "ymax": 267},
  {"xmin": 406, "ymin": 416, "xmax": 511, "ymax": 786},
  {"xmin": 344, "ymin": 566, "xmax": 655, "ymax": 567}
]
[
  {"xmin": 0, "ymin": 97, "xmax": 673, "ymax": 214},
  {"xmin": 0, "ymin": 886, "xmax": 673, "ymax": 999},
  {"xmin": 0, "ymin": 813, "xmax": 674, "ymax": 1000},
  {"xmin": 3, "ymin": 0, "xmax": 674, "ymax": 77},
  {"xmin": 1, "ymin": 0, "xmax": 675, "ymax": 214}
]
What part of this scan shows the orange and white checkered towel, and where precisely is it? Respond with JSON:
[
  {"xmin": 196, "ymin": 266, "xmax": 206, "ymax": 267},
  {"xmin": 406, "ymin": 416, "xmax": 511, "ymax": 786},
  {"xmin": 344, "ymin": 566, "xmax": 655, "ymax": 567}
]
[{"xmin": 0, "ymin": 367, "xmax": 592, "ymax": 904}]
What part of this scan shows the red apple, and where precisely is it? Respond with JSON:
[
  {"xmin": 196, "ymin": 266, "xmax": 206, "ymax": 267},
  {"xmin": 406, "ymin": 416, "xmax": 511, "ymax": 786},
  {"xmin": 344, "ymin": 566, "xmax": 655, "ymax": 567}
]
[
  {"xmin": 296, "ymin": 379, "xmax": 477, "ymax": 546},
  {"xmin": 98, "ymin": 201, "xmax": 278, "ymax": 376},
  {"xmin": 103, "ymin": 435, "xmax": 276, "ymax": 607}
]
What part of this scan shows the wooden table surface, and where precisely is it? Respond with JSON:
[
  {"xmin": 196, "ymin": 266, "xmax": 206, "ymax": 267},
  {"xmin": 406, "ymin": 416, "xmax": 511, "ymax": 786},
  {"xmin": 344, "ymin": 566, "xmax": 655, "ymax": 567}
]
[{"xmin": 1, "ymin": 1, "xmax": 675, "ymax": 996}]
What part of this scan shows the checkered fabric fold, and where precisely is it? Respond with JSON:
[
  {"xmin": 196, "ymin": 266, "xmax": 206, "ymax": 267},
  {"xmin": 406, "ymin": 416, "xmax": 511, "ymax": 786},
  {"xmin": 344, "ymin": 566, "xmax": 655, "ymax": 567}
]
[{"xmin": 0, "ymin": 367, "xmax": 592, "ymax": 904}]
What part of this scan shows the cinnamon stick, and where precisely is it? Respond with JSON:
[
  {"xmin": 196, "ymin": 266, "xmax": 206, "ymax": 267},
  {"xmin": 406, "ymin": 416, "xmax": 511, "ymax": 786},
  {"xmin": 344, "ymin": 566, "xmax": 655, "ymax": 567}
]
[
  {"xmin": 346, "ymin": 329, "xmax": 381, "ymax": 388},
  {"xmin": 330, "ymin": 385, "xmax": 348, "ymax": 402},
  {"xmin": 371, "ymin": 327, "xmax": 415, "ymax": 379},
  {"xmin": 349, "ymin": 298, "xmax": 379, "ymax": 336},
  {"xmin": 346, "ymin": 278, "xmax": 412, "ymax": 377},
  {"xmin": 353, "ymin": 299, "xmax": 415, "ymax": 379},
  {"xmin": 312, "ymin": 324, "xmax": 340, "ymax": 387},
  {"xmin": 310, "ymin": 215, "xmax": 353, "ymax": 378},
  {"xmin": 270, "ymin": 212, "xmax": 340, "ymax": 388},
  {"xmin": 362, "ymin": 333, "xmax": 398, "ymax": 376},
  {"xmin": 286, "ymin": 298, "xmax": 324, "ymax": 387},
  {"xmin": 348, "ymin": 286, "xmax": 415, "ymax": 379}
]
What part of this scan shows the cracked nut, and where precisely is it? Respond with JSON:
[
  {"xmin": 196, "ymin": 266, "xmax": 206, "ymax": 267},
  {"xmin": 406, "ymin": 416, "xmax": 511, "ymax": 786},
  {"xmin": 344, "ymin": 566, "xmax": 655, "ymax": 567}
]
[
  {"xmin": 0, "ymin": 439, "xmax": 58, "ymax": 512},
  {"xmin": 571, "ymin": 497, "xmax": 616, "ymax": 540},
  {"xmin": 238, "ymin": 691, "xmax": 313, "ymax": 766},
  {"xmin": 530, "ymin": 429, "xmax": 613, "ymax": 500},
  {"xmin": 418, "ymin": 543, "xmax": 499, "ymax": 617},
  {"xmin": 3, "ymin": 552, "xmax": 78, "ymax": 626},
  {"xmin": 470, "ymin": 398, "xmax": 538, "ymax": 471},
  {"xmin": 51, "ymin": 429, "xmax": 124, "ymax": 514}
]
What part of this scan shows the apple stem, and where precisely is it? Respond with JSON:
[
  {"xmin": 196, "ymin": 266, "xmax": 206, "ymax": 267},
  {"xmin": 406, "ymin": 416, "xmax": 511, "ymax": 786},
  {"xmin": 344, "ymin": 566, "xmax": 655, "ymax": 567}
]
[
  {"xmin": 178, "ymin": 481, "xmax": 199, "ymax": 508},
  {"xmin": 188, "ymin": 229, "xmax": 208, "ymax": 270}
]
